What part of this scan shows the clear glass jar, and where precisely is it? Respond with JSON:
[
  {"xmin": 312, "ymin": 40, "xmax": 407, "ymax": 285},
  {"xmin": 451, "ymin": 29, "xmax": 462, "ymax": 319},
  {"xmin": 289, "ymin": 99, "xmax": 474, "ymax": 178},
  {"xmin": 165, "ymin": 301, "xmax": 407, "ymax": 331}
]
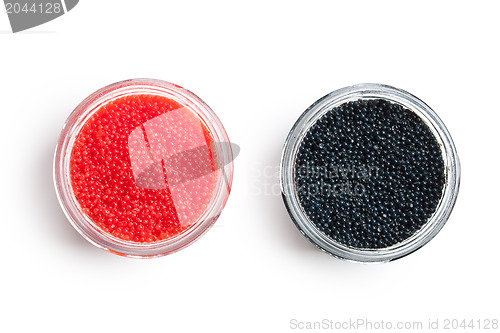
[
  {"xmin": 280, "ymin": 83, "xmax": 460, "ymax": 263},
  {"xmin": 54, "ymin": 79, "xmax": 234, "ymax": 258}
]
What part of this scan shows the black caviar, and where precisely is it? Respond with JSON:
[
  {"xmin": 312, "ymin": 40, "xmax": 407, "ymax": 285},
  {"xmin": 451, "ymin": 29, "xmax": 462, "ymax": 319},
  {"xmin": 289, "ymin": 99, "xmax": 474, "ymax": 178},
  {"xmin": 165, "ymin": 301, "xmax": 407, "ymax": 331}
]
[{"xmin": 294, "ymin": 99, "xmax": 445, "ymax": 249}]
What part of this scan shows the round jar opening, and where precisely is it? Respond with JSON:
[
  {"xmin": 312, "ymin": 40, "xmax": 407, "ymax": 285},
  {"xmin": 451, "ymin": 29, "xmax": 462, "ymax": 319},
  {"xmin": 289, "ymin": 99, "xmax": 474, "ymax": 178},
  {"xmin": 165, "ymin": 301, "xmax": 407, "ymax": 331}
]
[
  {"xmin": 281, "ymin": 83, "xmax": 460, "ymax": 263},
  {"xmin": 54, "ymin": 79, "xmax": 233, "ymax": 258}
]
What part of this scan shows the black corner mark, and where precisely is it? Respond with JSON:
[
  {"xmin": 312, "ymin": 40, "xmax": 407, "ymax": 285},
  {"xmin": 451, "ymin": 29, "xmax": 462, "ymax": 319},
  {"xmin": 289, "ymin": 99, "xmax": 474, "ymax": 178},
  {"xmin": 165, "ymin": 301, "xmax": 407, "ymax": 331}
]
[
  {"xmin": 64, "ymin": 0, "xmax": 77, "ymax": 11},
  {"xmin": 4, "ymin": 0, "xmax": 79, "ymax": 33}
]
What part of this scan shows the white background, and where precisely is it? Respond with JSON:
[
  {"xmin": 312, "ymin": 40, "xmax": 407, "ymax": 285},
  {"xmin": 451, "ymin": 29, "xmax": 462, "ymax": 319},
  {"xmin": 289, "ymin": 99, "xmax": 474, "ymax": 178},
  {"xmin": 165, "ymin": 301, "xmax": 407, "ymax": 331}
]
[{"xmin": 1, "ymin": 1, "xmax": 499, "ymax": 332}]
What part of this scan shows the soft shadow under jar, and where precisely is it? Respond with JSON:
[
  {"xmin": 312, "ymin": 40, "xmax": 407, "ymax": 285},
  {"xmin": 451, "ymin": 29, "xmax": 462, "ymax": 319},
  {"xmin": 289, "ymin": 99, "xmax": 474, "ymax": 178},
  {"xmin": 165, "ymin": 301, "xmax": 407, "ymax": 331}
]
[
  {"xmin": 280, "ymin": 83, "xmax": 460, "ymax": 262},
  {"xmin": 54, "ymin": 79, "xmax": 233, "ymax": 258}
]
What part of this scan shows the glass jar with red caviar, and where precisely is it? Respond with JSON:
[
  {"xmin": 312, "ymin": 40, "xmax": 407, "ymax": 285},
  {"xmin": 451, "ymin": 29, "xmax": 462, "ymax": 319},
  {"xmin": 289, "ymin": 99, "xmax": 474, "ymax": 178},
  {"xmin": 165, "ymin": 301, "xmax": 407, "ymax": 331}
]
[{"xmin": 54, "ymin": 79, "xmax": 233, "ymax": 258}]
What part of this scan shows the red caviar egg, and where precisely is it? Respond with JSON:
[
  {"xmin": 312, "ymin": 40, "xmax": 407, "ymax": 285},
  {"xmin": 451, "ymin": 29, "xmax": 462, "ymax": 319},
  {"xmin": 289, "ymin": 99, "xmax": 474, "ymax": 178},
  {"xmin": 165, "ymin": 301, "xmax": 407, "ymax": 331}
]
[{"xmin": 70, "ymin": 94, "xmax": 218, "ymax": 243}]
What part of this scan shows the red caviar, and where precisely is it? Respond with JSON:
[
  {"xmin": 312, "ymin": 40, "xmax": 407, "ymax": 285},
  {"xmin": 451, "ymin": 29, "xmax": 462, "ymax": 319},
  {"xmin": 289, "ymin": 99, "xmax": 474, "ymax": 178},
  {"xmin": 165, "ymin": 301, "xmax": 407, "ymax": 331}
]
[{"xmin": 70, "ymin": 94, "xmax": 218, "ymax": 243}]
